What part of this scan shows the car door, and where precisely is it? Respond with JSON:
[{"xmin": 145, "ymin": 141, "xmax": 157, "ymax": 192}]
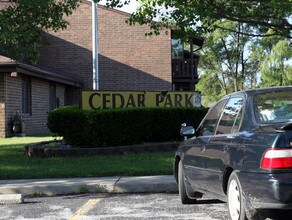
[
  {"xmin": 204, "ymin": 96, "xmax": 245, "ymax": 196},
  {"xmin": 184, "ymin": 98, "xmax": 228, "ymax": 191}
]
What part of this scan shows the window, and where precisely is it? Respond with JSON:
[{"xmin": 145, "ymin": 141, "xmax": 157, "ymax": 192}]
[
  {"xmin": 49, "ymin": 82, "xmax": 56, "ymax": 110},
  {"xmin": 199, "ymin": 99, "xmax": 227, "ymax": 136},
  {"xmin": 171, "ymin": 39, "xmax": 184, "ymax": 59},
  {"xmin": 216, "ymin": 97, "xmax": 244, "ymax": 135},
  {"xmin": 232, "ymin": 107, "xmax": 243, "ymax": 133},
  {"xmin": 253, "ymin": 90, "xmax": 292, "ymax": 123},
  {"xmin": 22, "ymin": 76, "xmax": 31, "ymax": 115}
]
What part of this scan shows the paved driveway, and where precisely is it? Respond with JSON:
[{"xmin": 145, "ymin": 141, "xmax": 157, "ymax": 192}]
[{"xmin": 0, "ymin": 193, "xmax": 229, "ymax": 220}]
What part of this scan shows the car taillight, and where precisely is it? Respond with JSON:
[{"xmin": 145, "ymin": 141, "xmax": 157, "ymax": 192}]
[{"xmin": 261, "ymin": 148, "xmax": 292, "ymax": 169}]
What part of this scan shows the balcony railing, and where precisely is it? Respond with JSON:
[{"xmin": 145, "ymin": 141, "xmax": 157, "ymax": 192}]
[
  {"xmin": 171, "ymin": 58, "xmax": 199, "ymax": 91},
  {"xmin": 172, "ymin": 59, "xmax": 198, "ymax": 80}
]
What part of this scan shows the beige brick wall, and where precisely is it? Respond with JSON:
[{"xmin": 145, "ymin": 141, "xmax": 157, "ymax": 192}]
[
  {"xmin": 4, "ymin": 73, "xmax": 22, "ymax": 136},
  {"xmin": 1, "ymin": 74, "xmax": 65, "ymax": 137},
  {"xmin": 27, "ymin": 78, "xmax": 50, "ymax": 134},
  {"xmin": 25, "ymin": 78, "xmax": 65, "ymax": 135},
  {"xmin": 0, "ymin": 74, "xmax": 5, "ymax": 137}
]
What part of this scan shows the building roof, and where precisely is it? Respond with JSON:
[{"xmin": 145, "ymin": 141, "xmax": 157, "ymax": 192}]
[
  {"xmin": 0, "ymin": 57, "xmax": 83, "ymax": 87},
  {"xmin": 0, "ymin": 2, "xmax": 83, "ymax": 88}
]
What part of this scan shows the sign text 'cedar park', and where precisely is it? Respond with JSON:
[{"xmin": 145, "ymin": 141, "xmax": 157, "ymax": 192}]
[{"xmin": 82, "ymin": 91, "xmax": 201, "ymax": 110}]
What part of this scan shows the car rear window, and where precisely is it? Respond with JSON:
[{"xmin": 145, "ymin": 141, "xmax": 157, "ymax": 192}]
[{"xmin": 253, "ymin": 89, "xmax": 292, "ymax": 123}]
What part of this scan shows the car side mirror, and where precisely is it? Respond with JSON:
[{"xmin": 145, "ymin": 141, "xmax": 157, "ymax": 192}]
[{"xmin": 180, "ymin": 123, "xmax": 195, "ymax": 139}]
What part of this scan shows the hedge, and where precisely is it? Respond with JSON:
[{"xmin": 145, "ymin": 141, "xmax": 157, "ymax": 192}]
[{"xmin": 47, "ymin": 106, "xmax": 208, "ymax": 147}]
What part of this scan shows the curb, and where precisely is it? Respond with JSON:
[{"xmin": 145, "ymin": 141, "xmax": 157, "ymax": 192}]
[
  {"xmin": 0, "ymin": 176, "xmax": 178, "ymax": 198},
  {"xmin": 0, "ymin": 194, "xmax": 23, "ymax": 204}
]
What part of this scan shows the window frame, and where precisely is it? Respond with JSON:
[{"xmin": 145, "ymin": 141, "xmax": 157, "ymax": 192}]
[
  {"xmin": 253, "ymin": 89, "xmax": 292, "ymax": 124},
  {"xmin": 22, "ymin": 75, "xmax": 32, "ymax": 115},
  {"xmin": 197, "ymin": 98, "xmax": 228, "ymax": 137},
  {"xmin": 216, "ymin": 96, "xmax": 245, "ymax": 135},
  {"xmin": 49, "ymin": 82, "xmax": 57, "ymax": 111}
]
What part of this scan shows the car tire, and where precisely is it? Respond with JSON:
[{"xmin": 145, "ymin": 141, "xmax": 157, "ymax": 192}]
[
  {"xmin": 178, "ymin": 160, "xmax": 197, "ymax": 204},
  {"xmin": 227, "ymin": 172, "xmax": 248, "ymax": 220}
]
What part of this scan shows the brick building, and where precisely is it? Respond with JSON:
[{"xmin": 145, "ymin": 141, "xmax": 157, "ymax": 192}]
[{"xmin": 0, "ymin": 1, "xmax": 200, "ymax": 137}]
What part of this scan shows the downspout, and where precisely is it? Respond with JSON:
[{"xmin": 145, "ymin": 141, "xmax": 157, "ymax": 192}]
[{"xmin": 92, "ymin": 1, "xmax": 99, "ymax": 90}]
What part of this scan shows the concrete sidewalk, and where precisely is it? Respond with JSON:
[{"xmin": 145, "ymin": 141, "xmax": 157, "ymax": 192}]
[{"xmin": 0, "ymin": 175, "xmax": 178, "ymax": 204}]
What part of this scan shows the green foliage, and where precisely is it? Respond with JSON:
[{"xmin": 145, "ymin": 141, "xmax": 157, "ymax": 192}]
[
  {"xmin": 261, "ymin": 39, "xmax": 292, "ymax": 86},
  {"xmin": 196, "ymin": 73, "xmax": 223, "ymax": 106},
  {"xmin": 95, "ymin": 1, "xmax": 291, "ymax": 106},
  {"xmin": 0, "ymin": 0, "xmax": 81, "ymax": 63},
  {"xmin": 196, "ymin": 20, "xmax": 291, "ymax": 106},
  {"xmin": 48, "ymin": 106, "xmax": 207, "ymax": 147},
  {"xmin": 197, "ymin": 21, "xmax": 256, "ymax": 105},
  {"xmin": 98, "ymin": 0, "xmax": 291, "ymax": 39},
  {"xmin": 1, "ymin": 0, "xmax": 290, "ymax": 63}
]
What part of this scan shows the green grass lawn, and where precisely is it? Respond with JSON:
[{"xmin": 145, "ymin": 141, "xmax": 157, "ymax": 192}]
[{"xmin": 0, "ymin": 134, "xmax": 175, "ymax": 180}]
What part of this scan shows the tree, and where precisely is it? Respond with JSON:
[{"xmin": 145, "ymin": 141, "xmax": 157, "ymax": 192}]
[
  {"xmin": 196, "ymin": 72, "xmax": 223, "ymax": 106},
  {"xmin": 260, "ymin": 39, "xmax": 292, "ymax": 86},
  {"xmin": 198, "ymin": 21, "xmax": 255, "ymax": 95},
  {"xmin": 197, "ymin": 28, "xmax": 291, "ymax": 105},
  {"xmin": 0, "ymin": 0, "xmax": 81, "ymax": 63},
  {"xmin": 99, "ymin": 0, "xmax": 291, "ymax": 39},
  {"xmin": 1, "ymin": 0, "xmax": 290, "ymax": 63},
  {"xmin": 243, "ymin": 46, "xmax": 263, "ymax": 89}
]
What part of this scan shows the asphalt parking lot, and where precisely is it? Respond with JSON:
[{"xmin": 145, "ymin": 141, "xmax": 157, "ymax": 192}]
[
  {"xmin": 1, "ymin": 175, "xmax": 291, "ymax": 220},
  {"xmin": 0, "ymin": 193, "xmax": 229, "ymax": 220}
]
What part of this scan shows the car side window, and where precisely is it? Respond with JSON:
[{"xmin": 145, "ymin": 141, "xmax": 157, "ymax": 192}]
[
  {"xmin": 199, "ymin": 99, "xmax": 227, "ymax": 136},
  {"xmin": 232, "ymin": 107, "xmax": 243, "ymax": 133},
  {"xmin": 216, "ymin": 97, "xmax": 244, "ymax": 135}
]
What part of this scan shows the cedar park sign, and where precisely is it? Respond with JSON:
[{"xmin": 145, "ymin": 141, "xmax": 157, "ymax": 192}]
[{"xmin": 81, "ymin": 91, "xmax": 201, "ymax": 110}]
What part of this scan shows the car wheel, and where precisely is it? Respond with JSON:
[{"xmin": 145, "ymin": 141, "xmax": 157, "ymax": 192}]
[
  {"xmin": 178, "ymin": 160, "xmax": 196, "ymax": 204},
  {"xmin": 227, "ymin": 172, "xmax": 248, "ymax": 220}
]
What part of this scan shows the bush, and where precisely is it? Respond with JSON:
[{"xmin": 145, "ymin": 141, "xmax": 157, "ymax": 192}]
[{"xmin": 48, "ymin": 106, "xmax": 207, "ymax": 147}]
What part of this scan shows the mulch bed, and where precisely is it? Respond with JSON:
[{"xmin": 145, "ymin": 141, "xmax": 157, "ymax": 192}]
[{"xmin": 25, "ymin": 141, "xmax": 181, "ymax": 157}]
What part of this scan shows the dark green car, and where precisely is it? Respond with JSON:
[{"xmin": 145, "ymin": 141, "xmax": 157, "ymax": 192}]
[{"xmin": 174, "ymin": 86, "xmax": 292, "ymax": 220}]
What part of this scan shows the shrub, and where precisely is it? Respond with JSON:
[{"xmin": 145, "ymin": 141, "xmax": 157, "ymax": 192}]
[{"xmin": 48, "ymin": 106, "xmax": 207, "ymax": 147}]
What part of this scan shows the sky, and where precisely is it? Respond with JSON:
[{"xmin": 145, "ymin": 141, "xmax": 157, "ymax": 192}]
[{"xmin": 98, "ymin": 0, "xmax": 138, "ymax": 13}]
